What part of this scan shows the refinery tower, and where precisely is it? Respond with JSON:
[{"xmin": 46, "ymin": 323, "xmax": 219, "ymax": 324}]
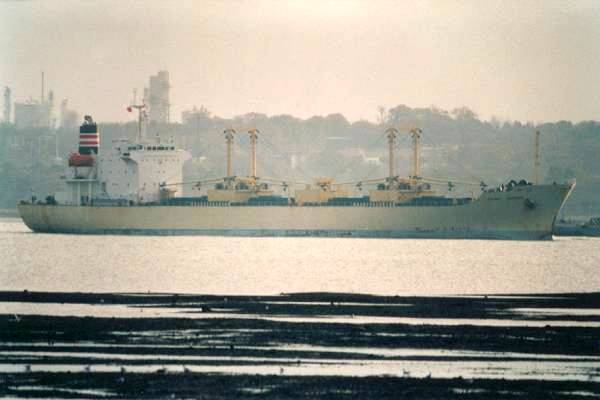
[{"xmin": 144, "ymin": 71, "xmax": 170, "ymax": 124}]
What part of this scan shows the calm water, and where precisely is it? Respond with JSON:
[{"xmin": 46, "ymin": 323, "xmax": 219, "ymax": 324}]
[{"xmin": 1, "ymin": 217, "xmax": 599, "ymax": 295}]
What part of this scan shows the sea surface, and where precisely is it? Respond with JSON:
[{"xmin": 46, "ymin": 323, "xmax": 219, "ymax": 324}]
[
  {"xmin": 2, "ymin": 216, "xmax": 600, "ymax": 398},
  {"xmin": 1, "ymin": 216, "xmax": 599, "ymax": 295}
]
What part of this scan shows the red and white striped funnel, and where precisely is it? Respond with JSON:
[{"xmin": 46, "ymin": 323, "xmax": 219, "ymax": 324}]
[{"xmin": 79, "ymin": 115, "xmax": 99, "ymax": 155}]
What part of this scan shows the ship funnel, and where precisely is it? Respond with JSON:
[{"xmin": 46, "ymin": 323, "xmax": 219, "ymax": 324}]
[{"xmin": 78, "ymin": 115, "xmax": 99, "ymax": 155}]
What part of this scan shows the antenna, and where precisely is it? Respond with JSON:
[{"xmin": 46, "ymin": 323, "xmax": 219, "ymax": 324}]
[
  {"xmin": 55, "ymin": 130, "xmax": 60, "ymax": 160},
  {"xmin": 128, "ymin": 102, "xmax": 147, "ymax": 142},
  {"xmin": 127, "ymin": 88, "xmax": 148, "ymax": 142},
  {"xmin": 534, "ymin": 130, "xmax": 541, "ymax": 185},
  {"xmin": 41, "ymin": 71, "xmax": 45, "ymax": 103}
]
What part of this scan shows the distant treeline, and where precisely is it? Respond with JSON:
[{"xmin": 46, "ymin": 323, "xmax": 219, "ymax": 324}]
[{"xmin": 1, "ymin": 104, "xmax": 598, "ymax": 217}]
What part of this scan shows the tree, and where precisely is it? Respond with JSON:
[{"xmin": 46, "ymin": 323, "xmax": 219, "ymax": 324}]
[{"xmin": 451, "ymin": 107, "xmax": 477, "ymax": 121}]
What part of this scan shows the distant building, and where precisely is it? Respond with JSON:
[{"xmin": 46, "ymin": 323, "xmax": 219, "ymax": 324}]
[
  {"xmin": 181, "ymin": 105, "xmax": 211, "ymax": 125},
  {"xmin": 14, "ymin": 100, "xmax": 52, "ymax": 129},
  {"xmin": 145, "ymin": 71, "xmax": 170, "ymax": 123},
  {"xmin": 14, "ymin": 73, "xmax": 55, "ymax": 129}
]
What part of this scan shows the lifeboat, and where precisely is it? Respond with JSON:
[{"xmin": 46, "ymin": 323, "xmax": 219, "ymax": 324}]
[{"xmin": 68, "ymin": 153, "xmax": 95, "ymax": 167}]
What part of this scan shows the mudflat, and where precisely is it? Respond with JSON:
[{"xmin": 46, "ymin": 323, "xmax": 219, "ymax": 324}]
[{"xmin": 1, "ymin": 291, "xmax": 599, "ymax": 399}]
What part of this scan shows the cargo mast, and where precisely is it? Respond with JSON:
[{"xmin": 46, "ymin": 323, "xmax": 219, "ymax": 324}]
[
  {"xmin": 385, "ymin": 127, "xmax": 398, "ymax": 181},
  {"xmin": 224, "ymin": 128, "xmax": 235, "ymax": 177},
  {"xmin": 248, "ymin": 129, "xmax": 259, "ymax": 179},
  {"xmin": 410, "ymin": 128, "xmax": 422, "ymax": 179}
]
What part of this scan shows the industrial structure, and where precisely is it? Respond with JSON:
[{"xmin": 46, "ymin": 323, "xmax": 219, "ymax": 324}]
[
  {"xmin": 145, "ymin": 71, "xmax": 170, "ymax": 123},
  {"xmin": 13, "ymin": 72, "xmax": 54, "ymax": 129},
  {"xmin": 3, "ymin": 87, "xmax": 11, "ymax": 123},
  {"xmin": 181, "ymin": 105, "xmax": 211, "ymax": 125}
]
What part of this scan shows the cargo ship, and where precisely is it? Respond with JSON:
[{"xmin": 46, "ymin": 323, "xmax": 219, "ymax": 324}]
[{"xmin": 18, "ymin": 106, "xmax": 574, "ymax": 240}]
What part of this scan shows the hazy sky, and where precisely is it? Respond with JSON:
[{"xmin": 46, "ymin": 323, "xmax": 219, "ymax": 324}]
[{"xmin": 2, "ymin": 0, "xmax": 600, "ymax": 123}]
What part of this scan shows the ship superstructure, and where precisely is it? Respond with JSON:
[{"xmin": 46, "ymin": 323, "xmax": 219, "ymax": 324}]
[
  {"xmin": 18, "ymin": 107, "xmax": 574, "ymax": 240},
  {"xmin": 57, "ymin": 106, "xmax": 189, "ymax": 206}
]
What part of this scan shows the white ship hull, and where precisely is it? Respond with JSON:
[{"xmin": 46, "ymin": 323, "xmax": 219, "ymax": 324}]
[{"xmin": 18, "ymin": 183, "xmax": 573, "ymax": 240}]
